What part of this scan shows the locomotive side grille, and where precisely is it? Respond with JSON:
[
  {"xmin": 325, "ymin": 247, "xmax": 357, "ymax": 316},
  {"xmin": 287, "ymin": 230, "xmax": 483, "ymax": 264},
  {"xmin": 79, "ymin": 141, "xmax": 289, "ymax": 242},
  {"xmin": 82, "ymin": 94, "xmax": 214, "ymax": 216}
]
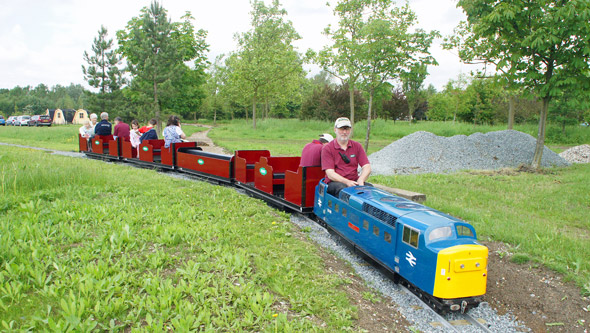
[
  {"xmin": 363, "ymin": 203, "xmax": 397, "ymax": 226},
  {"xmin": 340, "ymin": 192, "xmax": 351, "ymax": 203}
]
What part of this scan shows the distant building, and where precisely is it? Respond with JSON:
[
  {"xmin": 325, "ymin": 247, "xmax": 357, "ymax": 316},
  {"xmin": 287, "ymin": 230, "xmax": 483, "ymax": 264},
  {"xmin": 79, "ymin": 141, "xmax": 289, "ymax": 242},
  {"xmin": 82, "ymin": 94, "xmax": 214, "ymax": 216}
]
[
  {"xmin": 46, "ymin": 109, "xmax": 65, "ymax": 125},
  {"xmin": 45, "ymin": 108, "xmax": 77, "ymax": 124},
  {"xmin": 72, "ymin": 109, "xmax": 89, "ymax": 124}
]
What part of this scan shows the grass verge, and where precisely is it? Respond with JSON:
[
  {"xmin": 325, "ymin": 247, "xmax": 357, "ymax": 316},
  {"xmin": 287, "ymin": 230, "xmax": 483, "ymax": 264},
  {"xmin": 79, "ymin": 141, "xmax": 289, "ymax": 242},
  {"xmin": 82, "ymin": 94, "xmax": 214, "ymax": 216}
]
[
  {"xmin": 0, "ymin": 147, "xmax": 357, "ymax": 331},
  {"xmin": 208, "ymin": 119, "xmax": 590, "ymax": 155}
]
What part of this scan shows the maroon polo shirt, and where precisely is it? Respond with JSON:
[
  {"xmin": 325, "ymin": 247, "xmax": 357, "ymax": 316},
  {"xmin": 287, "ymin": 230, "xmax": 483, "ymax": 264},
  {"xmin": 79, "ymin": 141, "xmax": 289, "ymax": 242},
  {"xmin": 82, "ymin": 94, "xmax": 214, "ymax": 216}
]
[
  {"xmin": 300, "ymin": 140, "xmax": 324, "ymax": 167},
  {"xmin": 114, "ymin": 122, "xmax": 131, "ymax": 140},
  {"xmin": 321, "ymin": 139, "xmax": 370, "ymax": 183}
]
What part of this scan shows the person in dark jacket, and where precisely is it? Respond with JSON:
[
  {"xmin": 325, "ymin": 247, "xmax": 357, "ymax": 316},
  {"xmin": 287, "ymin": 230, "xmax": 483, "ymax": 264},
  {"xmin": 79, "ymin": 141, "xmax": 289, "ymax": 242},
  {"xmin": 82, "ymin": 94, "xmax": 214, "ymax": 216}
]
[
  {"xmin": 139, "ymin": 119, "xmax": 158, "ymax": 143},
  {"xmin": 94, "ymin": 112, "xmax": 112, "ymax": 136}
]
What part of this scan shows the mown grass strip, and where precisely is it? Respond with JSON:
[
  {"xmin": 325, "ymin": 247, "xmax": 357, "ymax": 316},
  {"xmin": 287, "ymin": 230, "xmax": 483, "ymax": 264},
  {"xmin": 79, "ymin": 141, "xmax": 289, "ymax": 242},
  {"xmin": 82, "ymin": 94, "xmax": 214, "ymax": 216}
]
[
  {"xmin": 0, "ymin": 147, "xmax": 357, "ymax": 331},
  {"xmin": 208, "ymin": 119, "xmax": 590, "ymax": 155}
]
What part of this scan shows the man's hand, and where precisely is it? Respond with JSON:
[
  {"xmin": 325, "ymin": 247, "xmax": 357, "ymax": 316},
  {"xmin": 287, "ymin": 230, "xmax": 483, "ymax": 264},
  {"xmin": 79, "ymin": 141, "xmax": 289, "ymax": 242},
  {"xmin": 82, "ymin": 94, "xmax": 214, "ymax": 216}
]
[{"xmin": 345, "ymin": 179, "xmax": 358, "ymax": 187}]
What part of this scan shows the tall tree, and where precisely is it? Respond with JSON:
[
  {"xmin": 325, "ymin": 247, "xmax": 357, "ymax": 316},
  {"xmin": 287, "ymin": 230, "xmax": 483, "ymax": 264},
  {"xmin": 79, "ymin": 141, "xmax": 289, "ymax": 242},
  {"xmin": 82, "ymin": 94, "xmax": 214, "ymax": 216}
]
[
  {"xmin": 117, "ymin": 2, "xmax": 208, "ymax": 132},
  {"xmin": 232, "ymin": 0, "xmax": 303, "ymax": 129},
  {"xmin": 452, "ymin": 0, "xmax": 590, "ymax": 168},
  {"xmin": 353, "ymin": 0, "xmax": 438, "ymax": 151},
  {"xmin": 312, "ymin": 0, "xmax": 371, "ymax": 126},
  {"xmin": 82, "ymin": 25, "xmax": 125, "ymax": 114},
  {"xmin": 400, "ymin": 63, "xmax": 428, "ymax": 123}
]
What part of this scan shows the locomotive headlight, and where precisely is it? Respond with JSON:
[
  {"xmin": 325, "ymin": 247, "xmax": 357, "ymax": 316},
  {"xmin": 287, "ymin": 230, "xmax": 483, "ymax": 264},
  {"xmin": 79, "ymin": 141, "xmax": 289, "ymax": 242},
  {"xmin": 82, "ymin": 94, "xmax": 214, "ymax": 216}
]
[
  {"xmin": 476, "ymin": 262, "xmax": 480, "ymax": 267},
  {"xmin": 460, "ymin": 264, "xmax": 465, "ymax": 269}
]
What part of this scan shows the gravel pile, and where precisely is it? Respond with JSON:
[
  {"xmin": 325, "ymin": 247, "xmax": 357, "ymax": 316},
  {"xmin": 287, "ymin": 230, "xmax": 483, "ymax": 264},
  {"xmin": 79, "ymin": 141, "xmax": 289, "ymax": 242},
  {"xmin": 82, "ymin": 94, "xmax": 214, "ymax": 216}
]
[
  {"xmin": 369, "ymin": 130, "xmax": 570, "ymax": 175},
  {"xmin": 559, "ymin": 144, "xmax": 590, "ymax": 164}
]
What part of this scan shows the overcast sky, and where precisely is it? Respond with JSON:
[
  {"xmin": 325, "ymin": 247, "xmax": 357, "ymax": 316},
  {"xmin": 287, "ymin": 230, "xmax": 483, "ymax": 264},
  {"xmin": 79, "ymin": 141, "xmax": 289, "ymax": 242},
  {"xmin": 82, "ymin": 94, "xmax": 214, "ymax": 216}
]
[{"xmin": 0, "ymin": 0, "xmax": 481, "ymax": 91}]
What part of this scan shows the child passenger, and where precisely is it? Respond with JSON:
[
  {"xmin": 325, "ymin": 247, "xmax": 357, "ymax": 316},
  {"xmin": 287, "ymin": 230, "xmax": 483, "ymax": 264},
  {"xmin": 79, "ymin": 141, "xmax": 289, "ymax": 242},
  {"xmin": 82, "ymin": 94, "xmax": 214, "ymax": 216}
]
[
  {"xmin": 130, "ymin": 120, "xmax": 141, "ymax": 152},
  {"xmin": 139, "ymin": 119, "xmax": 158, "ymax": 143}
]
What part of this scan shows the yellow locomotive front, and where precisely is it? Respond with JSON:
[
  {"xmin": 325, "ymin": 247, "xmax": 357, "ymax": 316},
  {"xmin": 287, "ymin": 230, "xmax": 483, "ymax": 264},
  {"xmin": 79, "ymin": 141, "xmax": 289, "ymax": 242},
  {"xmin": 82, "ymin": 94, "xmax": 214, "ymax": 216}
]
[{"xmin": 432, "ymin": 244, "xmax": 488, "ymax": 302}]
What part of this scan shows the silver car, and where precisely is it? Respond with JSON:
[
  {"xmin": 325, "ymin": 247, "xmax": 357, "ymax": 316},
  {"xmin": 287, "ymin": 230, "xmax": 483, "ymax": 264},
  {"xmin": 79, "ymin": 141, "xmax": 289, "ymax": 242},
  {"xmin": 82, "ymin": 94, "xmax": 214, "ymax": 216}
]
[{"xmin": 16, "ymin": 115, "xmax": 31, "ymax": 126}]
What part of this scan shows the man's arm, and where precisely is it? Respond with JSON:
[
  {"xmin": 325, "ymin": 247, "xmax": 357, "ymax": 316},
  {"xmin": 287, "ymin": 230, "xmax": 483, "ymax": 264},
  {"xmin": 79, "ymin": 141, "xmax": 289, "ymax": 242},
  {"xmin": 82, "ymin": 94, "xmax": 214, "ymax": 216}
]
[{"xmin": 356, "ymin": 164, "xmax": 371, "ymax": 186}]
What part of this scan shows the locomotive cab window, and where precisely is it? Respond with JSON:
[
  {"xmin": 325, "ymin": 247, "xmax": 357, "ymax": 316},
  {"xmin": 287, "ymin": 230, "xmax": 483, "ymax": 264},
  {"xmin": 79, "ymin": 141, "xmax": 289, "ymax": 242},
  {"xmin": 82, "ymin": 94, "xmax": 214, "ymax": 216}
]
[
  {"xmin": 428, "ymin": 226, "xmax": 452, "ymax": 242},
  {"xmin": 342, "ymin": 207, "xmax": 347, "ymax": 217},
  {"xmin": 363, "ymin": 220, "xmax": 369, "ymax": 230},
  {"xmin": 328, "ymin": 200, "xmax": 332, "ymax": 208},
  {"xmin": 402, "ymin": 226, "xmax": 419, "ymax": 248},
  {"xmin": 373, "ymin": 225, "xmax": 379, "ymax": 236},
  {"xmin": 334, "ymin": 203, "xmax": 339, "ymax": 213},
  {"xmin": 456, "ymin": 225, "xmax": 475, "ymax": 238}
]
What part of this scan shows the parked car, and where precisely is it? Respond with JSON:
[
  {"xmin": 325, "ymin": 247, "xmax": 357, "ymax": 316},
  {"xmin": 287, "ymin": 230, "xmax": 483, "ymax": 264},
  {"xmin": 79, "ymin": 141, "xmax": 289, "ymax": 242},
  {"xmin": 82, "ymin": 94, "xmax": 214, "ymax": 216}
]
[
  {"xmin": 581, "ymin": 122, "xmax": 589, "ymax": 127},
  {"xmin": 0, "ymin": 115, "xmax": 5, "ymax": 126},
  {"xmin": 6, "ymin": 116, "xmax": 16, "ymax": 126},
  {"xmin": 16, "ymin": 115, "xmax": 31, "ymax": 126},
  {"xmin": 29, "ymin": 115, "xmax": 52, "ymax": 127}
]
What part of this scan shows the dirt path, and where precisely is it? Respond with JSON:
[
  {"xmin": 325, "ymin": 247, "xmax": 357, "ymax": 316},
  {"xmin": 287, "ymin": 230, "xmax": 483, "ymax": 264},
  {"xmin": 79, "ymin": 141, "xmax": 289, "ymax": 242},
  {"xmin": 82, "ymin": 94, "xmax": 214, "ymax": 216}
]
[{"xmin": 187, "ymin": 124, "xmax": 227, "ymax": 155}]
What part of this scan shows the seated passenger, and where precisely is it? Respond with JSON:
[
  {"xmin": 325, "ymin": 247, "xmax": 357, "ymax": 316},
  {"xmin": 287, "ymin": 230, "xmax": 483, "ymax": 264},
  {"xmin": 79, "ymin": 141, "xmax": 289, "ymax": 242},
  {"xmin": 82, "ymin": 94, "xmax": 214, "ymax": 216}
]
[
  {"xmin": 113, "ymin": 117, "xmax": 130, "ymax": 141},
  {"xmin": 94, "ymin": 112, "xmax": 112, "ymax": 136},
  {"xmin": 79, "ymin": 120, "xmax": 94, "ymax": 150},
  {"xmin": 321, "ymin": 117, "xmax": 371, "ymax": 196},
  {"xmin": 139, "ymin": 118, "xmax": 158, "ymax": 143},
  {"xmin": 130, "ymin": 119, "xmax": 141, "ymax": 152},
  {"xmin": 163, "ymin": 115, "xmax": 187, "ymax": 148},
  {"xmin": 300, "ymin": 133, "xmax": 333, "ymax": 167},
  {"xmin": 79, "ymin": 120, "xmax": 94, "ymax": 139}
]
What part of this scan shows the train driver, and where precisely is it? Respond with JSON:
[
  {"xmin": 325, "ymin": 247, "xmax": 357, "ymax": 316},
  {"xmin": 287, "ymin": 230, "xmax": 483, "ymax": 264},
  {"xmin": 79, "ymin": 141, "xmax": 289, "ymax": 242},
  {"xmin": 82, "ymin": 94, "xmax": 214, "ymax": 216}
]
[
  {"xmin": 321, "ymin": 117, "xmax": 371, "ymax": 196},
  {"xmin": 300, "ymin": 133, "xmax": 334, "ymax": 167}
]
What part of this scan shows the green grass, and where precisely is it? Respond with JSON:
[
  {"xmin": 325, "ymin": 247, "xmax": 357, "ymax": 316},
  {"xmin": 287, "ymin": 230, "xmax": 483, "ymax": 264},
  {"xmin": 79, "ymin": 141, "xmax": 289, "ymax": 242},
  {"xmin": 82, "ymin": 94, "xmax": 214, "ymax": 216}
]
[
  {"xmin": 0, "ymin": 125, "xmax": 80, "ymax": 151},
  {"xmin": 0, "ymin": 147, "xmax": 357, "ymax": 331},
  {"xmin": 372, "ymin": 164, "xmax": 590, "ymax": 292},
  {"xmin": 208, "ymin": 119, "xmax": 590, "ymax": 156},
  {"xmin": 0, "ymin": 124, "xmax": 206, "ymax": 152}
]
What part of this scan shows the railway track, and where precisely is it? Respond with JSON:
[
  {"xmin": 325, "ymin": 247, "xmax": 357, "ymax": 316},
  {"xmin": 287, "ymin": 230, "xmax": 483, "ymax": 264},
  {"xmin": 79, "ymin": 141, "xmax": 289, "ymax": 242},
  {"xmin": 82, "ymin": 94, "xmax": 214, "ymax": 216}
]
[{"xmin": 400, "ymin": 286, "xmax": 493, "ymax": 332}]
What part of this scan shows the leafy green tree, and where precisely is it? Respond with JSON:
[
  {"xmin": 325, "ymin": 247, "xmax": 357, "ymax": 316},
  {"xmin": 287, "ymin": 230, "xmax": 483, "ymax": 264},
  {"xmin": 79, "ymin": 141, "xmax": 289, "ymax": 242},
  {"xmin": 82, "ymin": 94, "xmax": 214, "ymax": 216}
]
[
  {"xmin": 353, "ymin": 0, "xmax": 438, "ymax": 151},
  {"xmin": 82, "ymin": 25, "xmax": 125, "ymax": 114},
  {"xmin": 117, "ymin": 1, "xmax": 208, "ymax": 132},
  {"xmin": 232, "ymin": 0, "xmax": 303, "ymax": 129},
  {"xmin": 311, "ymin": 0, "xmax": 367, "ymax": 125},
  {"xmin": 400, "ymin": 63, "xmax": 428, "ymax": 124},
  {"xmin": 452, "ymin": 0, "xmax": 590, "ymax": 168}
]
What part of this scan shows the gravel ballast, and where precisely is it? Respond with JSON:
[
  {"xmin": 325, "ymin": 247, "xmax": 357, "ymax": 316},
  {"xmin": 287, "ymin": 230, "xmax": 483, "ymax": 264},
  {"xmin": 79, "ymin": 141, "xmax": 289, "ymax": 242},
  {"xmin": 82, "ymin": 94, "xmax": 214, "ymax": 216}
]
[
  {"xmin": 369, "ymin": 130, "xmax": 570, "ymax": 175},
  {"xmin": 559, "ymin": 144, "xmax": 590, "ymax": 164}
]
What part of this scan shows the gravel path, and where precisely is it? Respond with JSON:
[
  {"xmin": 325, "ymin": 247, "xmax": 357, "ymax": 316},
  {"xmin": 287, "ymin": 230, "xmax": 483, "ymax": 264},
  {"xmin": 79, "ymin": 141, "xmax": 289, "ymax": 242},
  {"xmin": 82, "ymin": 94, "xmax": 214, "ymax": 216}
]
[{"xmin": 369, "ymin": 130, "xmax": 569, "ymax": 175}]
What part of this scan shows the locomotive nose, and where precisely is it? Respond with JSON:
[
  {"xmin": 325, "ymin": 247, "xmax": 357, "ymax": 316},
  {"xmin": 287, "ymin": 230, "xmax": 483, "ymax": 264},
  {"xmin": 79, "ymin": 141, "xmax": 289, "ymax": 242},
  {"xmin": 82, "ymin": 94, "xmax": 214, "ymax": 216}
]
[{"xmin": 432, "ymin": 244, "xmax": 488, "ymax": 299}]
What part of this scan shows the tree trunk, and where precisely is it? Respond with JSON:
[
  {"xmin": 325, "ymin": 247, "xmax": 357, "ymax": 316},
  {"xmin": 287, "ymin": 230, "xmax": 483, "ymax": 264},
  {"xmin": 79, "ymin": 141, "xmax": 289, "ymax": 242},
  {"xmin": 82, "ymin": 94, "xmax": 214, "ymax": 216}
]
[
  {"xmin": 364, "ymin": 90, "xmax": 373, "ymax": 153},
  {"xmin": 508, "ymin": 94, "xmax": 515, "ymax": 130},
  {"xmin": 252, "ymin": 93, "xmax": 257, "ymax": 130},
  {"xmin": 531, "ymin": 97, "xmax": 550, "ymax": 169},
  {"xmin": 349, "ymin": 80, "xmax": 355, "ymax": 125},
  {"xmin": 408, "ymin": 98, "xmax": 414, "ymax": 125},
  {"xmin": 153, "ymin": 80, "xmax": 161, "ymax": 134}
]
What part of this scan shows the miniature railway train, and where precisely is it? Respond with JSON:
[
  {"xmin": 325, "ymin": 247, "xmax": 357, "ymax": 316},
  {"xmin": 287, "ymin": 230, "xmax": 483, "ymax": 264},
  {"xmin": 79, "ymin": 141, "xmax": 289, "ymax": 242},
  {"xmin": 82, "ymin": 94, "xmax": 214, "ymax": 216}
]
[{"xmin": 80, "ymin": 134, "xmax": 488, "ymax": 313}]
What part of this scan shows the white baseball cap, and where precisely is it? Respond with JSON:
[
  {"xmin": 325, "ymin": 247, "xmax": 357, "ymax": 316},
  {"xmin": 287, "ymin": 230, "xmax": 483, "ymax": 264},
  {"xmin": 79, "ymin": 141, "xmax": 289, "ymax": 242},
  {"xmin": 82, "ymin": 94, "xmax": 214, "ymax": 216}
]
[
  {"xmin": 319, "ymin": 133, "xmax": 334, "ymax": 143},
  {"xmin": 334, "ymin": 117, "xmax": 352, "ymax": 128}
]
